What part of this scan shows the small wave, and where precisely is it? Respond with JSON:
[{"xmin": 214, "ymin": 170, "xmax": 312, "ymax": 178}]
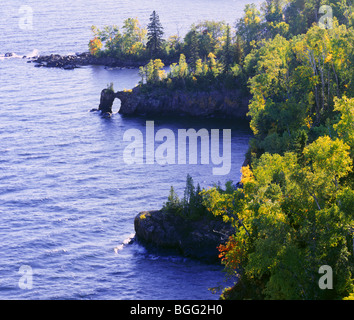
[
  {"xmin": 0, "ymin": 49, "xmax": 39, "ymax": 60},
  {"xmin": 145, "ymin": 253, "xmax": 190, "ymax": 263},
  {"xmin": 25, "ymin": 49, "xmax": 40, "ymax": 58},
  {"xmin": 114, "ymin": 233, "xmax": 135, "ymax": 254},
  {"xmin": 44, "ymin": 248, "xmax": 68, "ymax": 258}
]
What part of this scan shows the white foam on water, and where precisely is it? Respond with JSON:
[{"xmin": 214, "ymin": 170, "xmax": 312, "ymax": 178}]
[
  {"xmin": 114, "ymin": 233, "xmax": 135, "ymax": 254},
  {"xmin": 0, "ymin": 49, "xmax": 39, "ymax": 60},
  {"xmin": 26, "ymin": 49, "xmax": 40, "ymax": 58}
]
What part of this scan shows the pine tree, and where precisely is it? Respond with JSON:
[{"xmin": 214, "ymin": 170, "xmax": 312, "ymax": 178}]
[
  {"xmin": 234, "ymin": 34, "xmax": 244, "ymax": 65},
  {"xmin": 146, "ymin": 11, "xmax": 164, "ymax": 58},
  {"xmin": 188, "ymin": 30, "xmax": 200, "ymax": 72},
  {"xmin": 164, "ymin": 186, "xmax": 182, "ymax": 213},
  {"xmin": 222, "ymin": 24, "xmax": 232, "ymax": 73},
  {"xmin": 183, "ymin": 174, "xmax": 195, "ymax": 216}
]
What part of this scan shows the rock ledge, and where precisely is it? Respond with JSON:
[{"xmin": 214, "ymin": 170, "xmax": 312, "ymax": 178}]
[{"xmin": 134, "ymin": 210, "xmax": 234, "ymax": 263}]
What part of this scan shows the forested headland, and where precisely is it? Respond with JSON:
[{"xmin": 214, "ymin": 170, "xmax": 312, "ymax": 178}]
[{"xmin": 91, "ymin": 0, "xmax": 354, "ymax": 300}]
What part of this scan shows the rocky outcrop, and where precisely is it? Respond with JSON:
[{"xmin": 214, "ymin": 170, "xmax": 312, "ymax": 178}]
[
  {"xmin": 134, "ymin": 210, "xmax": 234, "ymax": 263},
  {"xmin": 98, "ymin": 89, "xmax": 116, "ymax": 114},
  {"xmin": 116, "ymin": 86, "xmax": 250, "ymax": 119},
  {"xmin": 33, "ymin": 52, "xmax": 153, "ymax": 69}
]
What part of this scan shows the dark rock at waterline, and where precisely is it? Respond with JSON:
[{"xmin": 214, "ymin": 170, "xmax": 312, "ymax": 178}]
[
  {"xmin": 98, "ymin": 89, "xmax": 116, "ymax": 114},
  {"xmin": 35, "ymin": 54, "xmax": 79, "ymax": 69},
  {"xmin": 33, "ymin": 53, "xmax": 81, "ymax": 69},
  {"xmin": 134, "ymin": 210, "xmax": 234, "ymax": 263},
  {"xmin": 32, "ymin": 52, "xmax": 148, "ymax": 70},
  {"xmin": 63, "ymin": 64, "xmax": 77, "ymax": 70}
]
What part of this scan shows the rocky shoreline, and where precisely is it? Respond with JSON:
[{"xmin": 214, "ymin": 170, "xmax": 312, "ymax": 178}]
[
  {"xmin": 31, "ymin": 52, "xmax": 147, "ymax": 69},
  {"xmin": 31, "ymin": 52, "xmax": 175, "ymax": 70},
  {"xmin": 134, "ymin": 210, "xmax": 234, "ymax": 263}
]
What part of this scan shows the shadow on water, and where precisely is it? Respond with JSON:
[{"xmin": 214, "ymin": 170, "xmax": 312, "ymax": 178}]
[{"xmin": 118, "ymin": 113, "xmax": 252, "ymax": 133}]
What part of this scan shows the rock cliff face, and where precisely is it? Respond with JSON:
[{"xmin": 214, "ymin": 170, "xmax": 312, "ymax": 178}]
[
  {"xmin": 116, "ymin": 86, "xmax": 250, "ymax": 119},
  {"xmin": 134, "ymin": 210, "xmax": 234, "ymax": 263}
]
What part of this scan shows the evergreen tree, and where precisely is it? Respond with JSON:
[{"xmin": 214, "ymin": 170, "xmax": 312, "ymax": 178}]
[
  {"xmin": 222, "ymin": 24, "xmax": 232, "ymax": 73},
  {"xmin": 146, "ymin": 11, "xmax": 164, "ymax": 58},
  {"xmin": 262, "ymin": 0, "xmax": 283, "ymax": 24},
  {"xmin": 183, "ymin": 174, "xmax": 195, "ymax": 215},
  {"xmin": 188, "ymin": 30, "xmax": 200, "ymax": 71},
  {"xmin": 234, "ymin": 34, "xmax": 244, "ymax": 65},
  {"xmin": 163, "ymin": 186, "xmax": 182, "ymax": 213}
]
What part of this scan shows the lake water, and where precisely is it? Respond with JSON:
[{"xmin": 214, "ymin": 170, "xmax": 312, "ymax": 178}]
[{"xmin": 0, "ymin": 0, "xmax": 254, "ymax": 300}]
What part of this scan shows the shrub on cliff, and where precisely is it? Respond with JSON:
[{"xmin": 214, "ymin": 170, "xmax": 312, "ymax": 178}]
[
  {"xmin": 163, "ymin": 186, "xmax": 182, "ymax": 215},
  {"xmin": 106, "ymin": 82, "xmax": 114, "ymax": 93},
  {"xmin": 138, "ymin": 51, "xmax": 246, "ymax": 93}
]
